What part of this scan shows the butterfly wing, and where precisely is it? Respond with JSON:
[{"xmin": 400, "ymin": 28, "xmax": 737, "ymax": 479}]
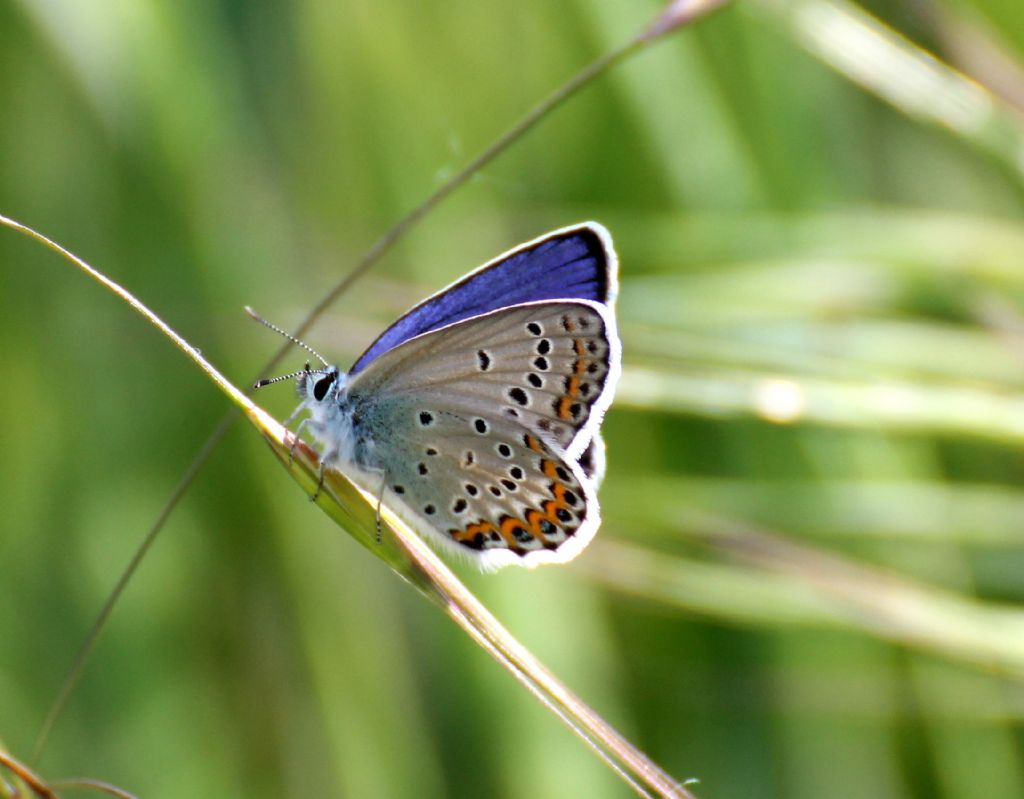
[
  {"xmin": 352, "ymin": 300, "xmax": 619, "ymax": 459},
  {"xmin": 345, "ymin": 300, "xmax": 620, "ymax": 568},
  {"xmin": 350, "ymin": 222, "xmax": 617, "ymax": 375}
]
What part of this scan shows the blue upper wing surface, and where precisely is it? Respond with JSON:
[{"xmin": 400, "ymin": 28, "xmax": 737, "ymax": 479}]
[{"xmin": 350, "ymin": 222, "xmax": 616, "ymax": 374}]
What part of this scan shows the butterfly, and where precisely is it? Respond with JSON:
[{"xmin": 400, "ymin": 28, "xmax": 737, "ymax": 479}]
[{"xmin": 255, "ymin": 223, "xmax": 621, "ymax": 569}]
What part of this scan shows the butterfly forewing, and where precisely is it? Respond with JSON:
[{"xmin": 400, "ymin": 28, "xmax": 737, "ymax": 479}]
[
  {"xmin": 345, "ymin": 300, "xmax": 619, "ymax": 566},
  {"xmin": 352, "ymin": 301, "xmax": 618, "ymax": 458}
]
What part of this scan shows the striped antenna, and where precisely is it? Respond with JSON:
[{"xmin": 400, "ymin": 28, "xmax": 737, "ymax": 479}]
[
  {"xmin": 253, "ymin": 364, "xmax": 323, "ymax": 390},
  {"xmin": 245, "ymin": 306, "xmax": 329, "ymax": 367}
]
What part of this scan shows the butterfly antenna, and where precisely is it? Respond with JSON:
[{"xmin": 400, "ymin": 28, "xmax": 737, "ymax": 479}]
[
  {"xmin": 253, "ymin": 365, "xmax": 322, "ymax": 390},
  {"xmin": 245, "ymin": 306, "xmax": 329, "ymax": 367}
]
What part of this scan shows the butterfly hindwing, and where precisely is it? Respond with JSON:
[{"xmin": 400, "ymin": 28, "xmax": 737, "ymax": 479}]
[{"xmin": 365, "ymin": 406, "xmax": 597, "ymax": 568}]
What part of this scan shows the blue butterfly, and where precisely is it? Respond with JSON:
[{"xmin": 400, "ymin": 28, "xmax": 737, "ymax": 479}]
[{"xmin": 258, "ymin": 223, "xmax": 621, "ymax": 569}]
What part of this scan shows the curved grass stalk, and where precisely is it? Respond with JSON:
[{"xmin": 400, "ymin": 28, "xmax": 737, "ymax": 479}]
[
  {"xmin": 12, "ymin": 0, "xmax": 730, "ymax": 782},
  {"xmin": 47, "ymin": 783, "xmax": 138, "ymax": 799},
  {"xmin": 0, "ymin": 746, "xmax": 138, "ymax": 799},
  {"xmin": 0, "ymin": 212, "xmax": 699, "ymax": 796},
  {"xmin": 0, "ymin": 747, "xmax": 56, "ymax": 799}
]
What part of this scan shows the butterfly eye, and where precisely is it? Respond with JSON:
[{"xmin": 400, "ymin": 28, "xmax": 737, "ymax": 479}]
[{"xmin": 313, "ymin": 372, "xmax": 336, "ymax": 401}]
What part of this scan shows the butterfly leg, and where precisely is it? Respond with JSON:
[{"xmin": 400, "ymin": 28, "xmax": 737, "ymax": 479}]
[
  {"xmin": 288, "ymin": 418, "xmax": 309, "ymax": 465},
  {"xmin": 311, "ymin": 447, "xmax": 337, "ymax": 502},
  {"xmin": 373, "ymin": 470, "xmax": 388, "ymax": 545},
  {"xmin": 283, "ymin": 403, "xmax": 305, "ymax": 428},
  {"xmin": 354, "ymin": 465, "xmax": 388, "ymax": 543}
]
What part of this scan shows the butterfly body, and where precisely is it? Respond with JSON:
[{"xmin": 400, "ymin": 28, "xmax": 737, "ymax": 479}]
[{"xmin": 286, "ymin": 223, "xmax": 620, "ymax": 569}]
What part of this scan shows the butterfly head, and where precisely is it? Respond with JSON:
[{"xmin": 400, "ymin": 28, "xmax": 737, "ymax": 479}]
[
  {"xmin": 247, "ymin": 306, "xmax": 348, "ymax": 405},
  {"xmin": 297, "ymin": 364, "xmax": 346, "ymax": 406}
]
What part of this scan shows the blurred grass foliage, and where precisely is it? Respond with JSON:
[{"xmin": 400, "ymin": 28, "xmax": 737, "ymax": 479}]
[{"xmin": 2, "ymin": 1, "xmax": 1024, "ymax": 798}]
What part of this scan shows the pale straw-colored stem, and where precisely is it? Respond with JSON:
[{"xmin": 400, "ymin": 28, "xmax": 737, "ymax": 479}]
[{"xmin": 1, "ymin": 213, "xmax": 698, "ymax": 797}]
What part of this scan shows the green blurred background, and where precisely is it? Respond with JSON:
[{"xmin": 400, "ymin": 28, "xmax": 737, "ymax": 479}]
[{"xmin": 3, "ymin": 1, "xmax": 1024, "ymax": 797}]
